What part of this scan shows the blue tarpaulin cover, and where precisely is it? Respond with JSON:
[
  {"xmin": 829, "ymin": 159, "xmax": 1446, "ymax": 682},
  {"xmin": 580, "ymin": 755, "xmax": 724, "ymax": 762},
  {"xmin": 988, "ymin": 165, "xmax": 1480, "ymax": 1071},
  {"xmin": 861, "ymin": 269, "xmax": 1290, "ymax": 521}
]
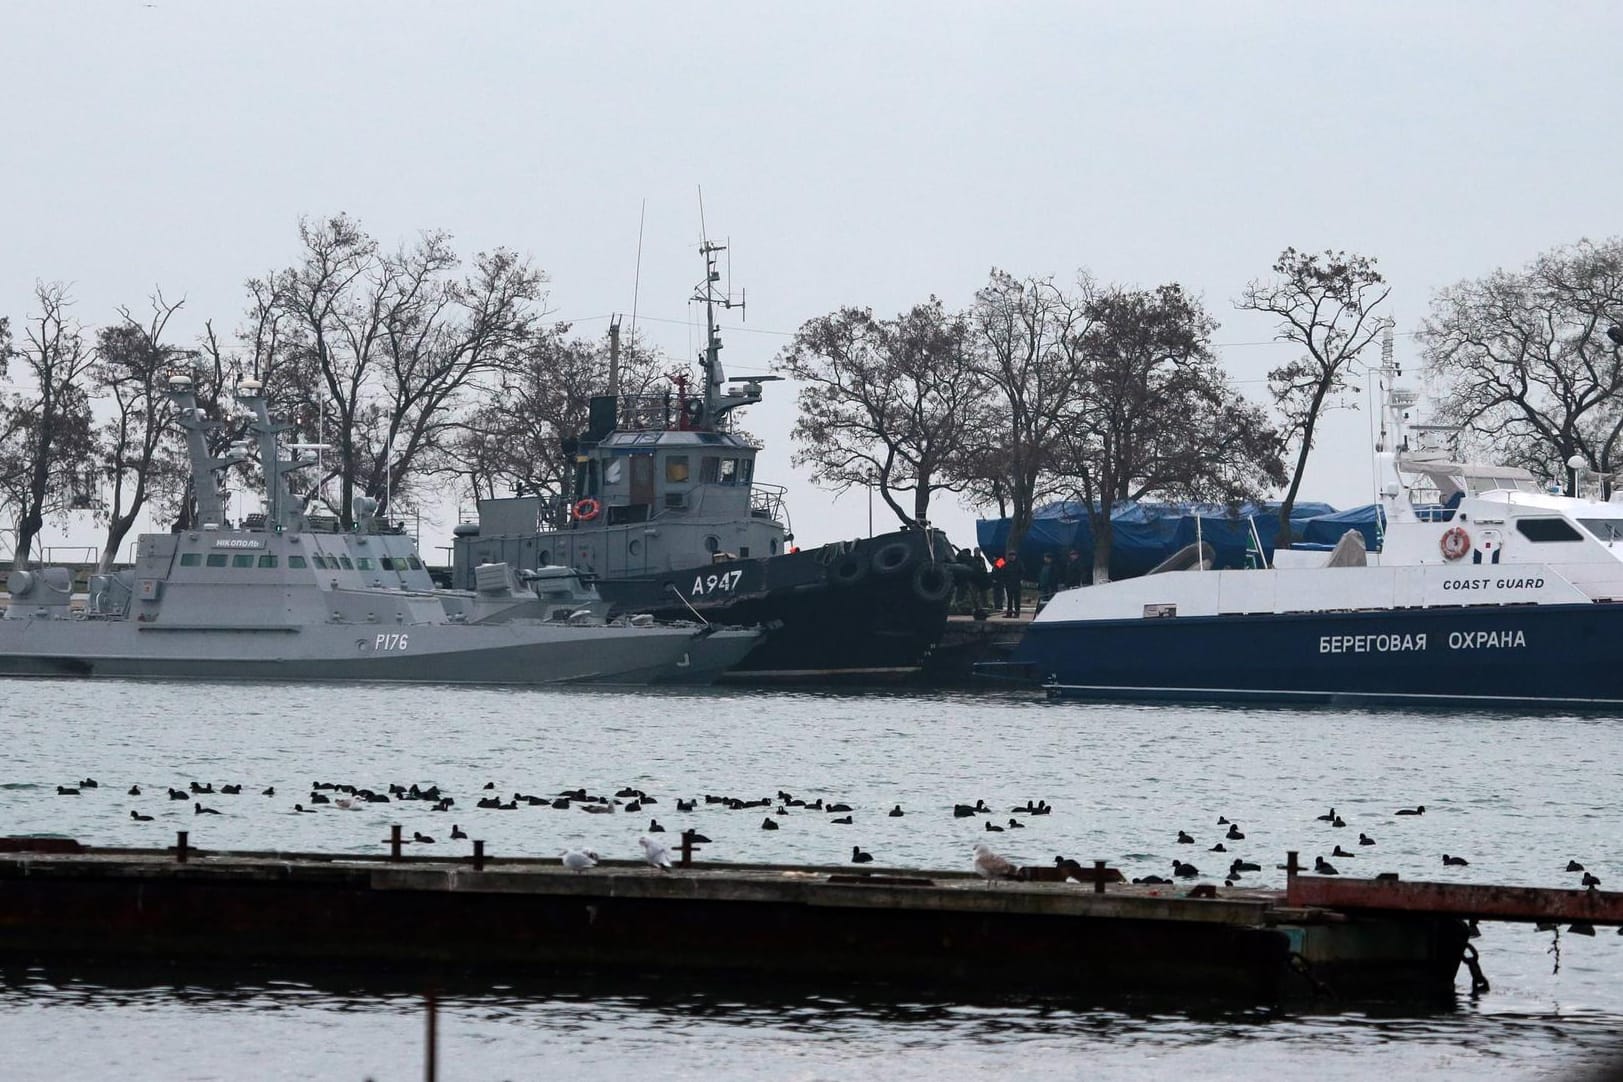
[{"xmin": 975, "ymin": 500, "xmax": 1379, "ymax": 582}]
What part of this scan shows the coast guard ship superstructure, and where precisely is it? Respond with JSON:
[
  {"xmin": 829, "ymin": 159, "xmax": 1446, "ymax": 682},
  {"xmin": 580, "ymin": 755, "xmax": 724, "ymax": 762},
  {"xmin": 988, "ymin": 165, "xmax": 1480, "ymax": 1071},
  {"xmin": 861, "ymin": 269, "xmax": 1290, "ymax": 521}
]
[
  {"xmin": 998, "ymin": 362, "xmax": 1623, "ymax": 707},
  {"xmin": 0, "ymin": 374, "xmax": 760, "ymax": 684}
]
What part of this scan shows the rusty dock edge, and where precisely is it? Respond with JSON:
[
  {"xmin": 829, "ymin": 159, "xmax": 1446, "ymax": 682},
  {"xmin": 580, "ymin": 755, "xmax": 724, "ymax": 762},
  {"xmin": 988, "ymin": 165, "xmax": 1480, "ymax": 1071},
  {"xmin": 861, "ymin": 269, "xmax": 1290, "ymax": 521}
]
[{"xmin": 0, "ymin": 848, "xmax": 1467, "ymax": 1002}]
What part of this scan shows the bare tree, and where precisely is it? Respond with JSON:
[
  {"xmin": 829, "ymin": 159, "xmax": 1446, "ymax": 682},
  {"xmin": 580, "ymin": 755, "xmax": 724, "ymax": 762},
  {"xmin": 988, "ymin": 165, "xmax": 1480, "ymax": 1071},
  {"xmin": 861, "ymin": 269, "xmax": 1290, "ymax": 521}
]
[
  {"xmin": 780, "ymin": 298, "xmax": 981, "ymax": 528},
  {"xmin": 1237, "ymin": 248, "xmax": 1389, "ymax": 546},
  {"xmin": 960, "ymin": 270, "xmax": 1095, "ymax": 552},
  {"xmin": 1421, "ymin": 236, "xmax": 1623, "ymax": 496},
  {"xmin": 452, "ymin": 323, "xmax": 667, "ymax": 502},
  {"xmin": 1056, "ymin": 283, "xmax": 1284, "ymax": 583},
  {"xmin": 0, "ymin": 284, "xmax": 97, "ymax": 566},
  {"xmin": 91, "ymin": 293, "xmax": 194, "ymax": 570},
  {"xmin": 1422, "ymin": 238, "xmax": 1623, "ymax": 496},
  {"xmin": 252, "ymin": 214, "xmax": 546, "ymax": 526}
]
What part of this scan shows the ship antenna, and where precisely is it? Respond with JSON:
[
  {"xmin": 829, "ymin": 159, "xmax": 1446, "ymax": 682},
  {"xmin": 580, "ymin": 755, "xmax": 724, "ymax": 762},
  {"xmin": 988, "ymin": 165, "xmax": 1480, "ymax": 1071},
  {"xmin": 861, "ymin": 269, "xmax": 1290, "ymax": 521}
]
[{"xmin": 629, "ymin": 198, "xmax": 645, "ymax": 356}]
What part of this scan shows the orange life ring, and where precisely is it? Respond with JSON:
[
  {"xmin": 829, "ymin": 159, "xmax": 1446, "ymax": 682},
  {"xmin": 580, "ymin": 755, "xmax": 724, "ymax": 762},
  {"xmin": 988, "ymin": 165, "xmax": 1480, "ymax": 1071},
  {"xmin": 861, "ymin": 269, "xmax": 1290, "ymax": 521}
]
[
  {"xmin": 1440, "ymin": 526, "xmax": 1470, "ymax": 561},
  {"xmin": 572, "ymin": 498, "xmax": 601, "ymax": 522}
]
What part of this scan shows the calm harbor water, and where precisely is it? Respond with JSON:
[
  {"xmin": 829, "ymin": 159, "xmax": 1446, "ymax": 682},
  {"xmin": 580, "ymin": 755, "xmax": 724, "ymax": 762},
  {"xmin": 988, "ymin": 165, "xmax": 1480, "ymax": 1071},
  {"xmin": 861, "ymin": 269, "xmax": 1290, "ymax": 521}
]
[{"xmin": 1, "ymin": 678, "xmax": 1620, "ymax": 1080}]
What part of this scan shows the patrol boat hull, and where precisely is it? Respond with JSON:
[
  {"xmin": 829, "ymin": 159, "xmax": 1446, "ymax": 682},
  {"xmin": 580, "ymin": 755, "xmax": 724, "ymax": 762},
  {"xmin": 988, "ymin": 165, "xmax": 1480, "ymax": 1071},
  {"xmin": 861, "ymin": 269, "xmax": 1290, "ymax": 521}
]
[
  {"xmin": 0, "ymin": 619, "xmax": 758, "ymax": 686},
  {"xmin": 1007, "ymin": 601, "xmax": 1623, "ymax": 708}
]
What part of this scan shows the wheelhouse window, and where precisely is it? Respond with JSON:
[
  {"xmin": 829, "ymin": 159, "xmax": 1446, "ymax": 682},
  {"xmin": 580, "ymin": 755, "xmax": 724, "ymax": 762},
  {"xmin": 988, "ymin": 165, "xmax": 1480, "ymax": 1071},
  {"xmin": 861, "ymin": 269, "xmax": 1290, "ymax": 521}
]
[
  {"xmin": 1580, "ymin": 518, "xmax": 1623, "ymax": 542},
  {"xmin": 700, "ymin": 456, "xmax": 720, "ymax": 483},
  {"xmin": 179, "ymin": 553, "xmax": 201, "ymax": 567},
  {"xmin": 1516, "ymin": 517, "xmax": 1584, "ymax": 542},
  {"xmin": 206, "ymin": 554, "xmax": 228, "ymax": 568},
  {"xmin": 288, "ymin": 555, "xmax": 307, "ymax": 568},
  {"xmin": 356, "ymin": 557, "xmax": 374, "ymax": 570},
  {"xmin": 666, "ymin": 455, "xmax": 690, "ymax": 483},
  {"xmin": 718, "ymin": 458, "xmax": 738, "ymax": 485},
  {"xmin": 257, "ymin": 555, "xmax": 278, "ymax": 568},
  {"xmin": 339, "ymin": 556, "xmax": 354, "ymax": 569},
  {"xmin": 231, "ymin": 554, "xmax": 255, "ymax": 568}
]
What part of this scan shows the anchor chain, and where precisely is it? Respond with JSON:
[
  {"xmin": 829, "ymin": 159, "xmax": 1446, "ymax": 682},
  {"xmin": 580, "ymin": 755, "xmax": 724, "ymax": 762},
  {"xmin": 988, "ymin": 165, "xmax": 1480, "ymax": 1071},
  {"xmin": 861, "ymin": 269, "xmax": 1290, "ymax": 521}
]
[
  {"xmin": 1461, "ymin": 941, "xmax": 1490, "ymax": 995},
  {"xmin": 1289, "ymin": 951, "xmax": 1335, "ymax": 998}
]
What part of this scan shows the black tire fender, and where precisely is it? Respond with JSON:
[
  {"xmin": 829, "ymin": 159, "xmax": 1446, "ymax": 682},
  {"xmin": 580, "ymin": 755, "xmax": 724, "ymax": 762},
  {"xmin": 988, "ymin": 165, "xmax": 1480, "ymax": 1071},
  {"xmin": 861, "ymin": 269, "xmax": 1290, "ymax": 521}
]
[
  {"xmin": 911, "ymin": 561, "xmax": 954, "ymax": 603},
  {"xmin": 870, "ymin": 540, "xmax": 914, "ymax": 577},
  {"xmin": 829, "ymin": 555, "xmax": 868, "ymax": 587}
]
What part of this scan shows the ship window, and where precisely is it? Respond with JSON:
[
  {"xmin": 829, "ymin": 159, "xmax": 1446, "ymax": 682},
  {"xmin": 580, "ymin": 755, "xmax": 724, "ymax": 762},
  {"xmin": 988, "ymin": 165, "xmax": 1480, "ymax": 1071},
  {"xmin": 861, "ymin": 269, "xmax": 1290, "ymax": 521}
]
[
  {"xmin": 288, "ymin": 556, "xmax": 307, "ymax": 569},
  {"xmin": 666, "ymin": 455, "xmax": 690, "ymax": 483},
  {"xmin": 701, "ymin": 456, "xmax": 720, "ymax": 483},
  {"xmin": 628, "ymin": 539, "xmax": 641, "ymax": 556},
  {"xmin": 206, "ymin": 554, "xmax": 228, "ymax": 567},
  {"xmin": 257, "ymin": 555, "xmax": 278, "ymax": 568},
  {"xmin": 356, "ymin": 557, "xmax": 375, "ymax": 570},
  {"xmin": 739, "ymin": 546, "xmax": 749, "ymax": 558},
  {"xmin": 339, "ymin": 556, "xmax": 354, "ymax": 569},
  {"xmin": 231, "ymin": 554, "xmax": 255, "ymax": 568},
  {"xmin": 179, "ymin": 553, "xmax": 201, "ymax": 566},
  {"xmin": 1516, "ymin": 517, "xmax": 1583, "ymax": 542},
  {"xmin": 538, "ymin": 551, "xmax": 550, "ymax": 566},
  {"xmin": 378, "ymin": 557, "xmax": 395, "ymax": 570},
  {"xmin": 325, "ymin": 555, "xmax": 342, "ymax": 569},
  {"xmin": 408, "ymin": 556, "xmax": 422, "ymax": 570},
  {"xmin": 605, "ymin": 460, "xmax": 623, "ymax": 484},
  {"xmin": 739, "ymin": 458, "xmax": 753, "ymax": 486},
  {"xmin": 704, "ymin": 535, "xmax": 720, "ymax": 554},
  {"xmin": 719, "ymin": 458, "xmax": 738, "ymax": 485},
  {"xmin": 1580, "ymin": 518, "xmax": 1623, "ymax": 542}
]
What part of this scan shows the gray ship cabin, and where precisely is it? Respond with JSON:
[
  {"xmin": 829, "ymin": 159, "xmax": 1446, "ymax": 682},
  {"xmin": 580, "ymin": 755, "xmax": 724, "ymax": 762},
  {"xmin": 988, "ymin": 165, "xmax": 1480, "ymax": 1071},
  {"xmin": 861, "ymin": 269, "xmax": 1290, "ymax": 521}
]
[
  {"xmin": 10, "ymin": 375, "xmax": 576, "ymax": 631},
  {"xmin": 461, "ymin": 391, "xmax": 788, "ymax": 581},
  {"xmin": 455, "ymin": 240, "xmax": 789, "ymax": 583}
]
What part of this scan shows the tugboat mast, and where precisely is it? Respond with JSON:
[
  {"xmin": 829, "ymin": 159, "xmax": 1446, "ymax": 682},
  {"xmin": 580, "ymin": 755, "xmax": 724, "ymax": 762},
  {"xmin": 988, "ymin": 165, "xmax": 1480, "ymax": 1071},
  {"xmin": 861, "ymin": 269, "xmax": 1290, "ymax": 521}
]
[{"xmin": 691, "ymin": 239, "xmax": 775, "ymax": 430}]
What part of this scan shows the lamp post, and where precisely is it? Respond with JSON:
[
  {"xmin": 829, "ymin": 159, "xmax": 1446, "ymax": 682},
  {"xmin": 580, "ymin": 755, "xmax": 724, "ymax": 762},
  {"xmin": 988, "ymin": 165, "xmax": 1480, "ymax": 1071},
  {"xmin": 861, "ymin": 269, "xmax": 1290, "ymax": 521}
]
[{"xmin": 867, "ymin": 469, "xmax": 875, "ymax": 538}]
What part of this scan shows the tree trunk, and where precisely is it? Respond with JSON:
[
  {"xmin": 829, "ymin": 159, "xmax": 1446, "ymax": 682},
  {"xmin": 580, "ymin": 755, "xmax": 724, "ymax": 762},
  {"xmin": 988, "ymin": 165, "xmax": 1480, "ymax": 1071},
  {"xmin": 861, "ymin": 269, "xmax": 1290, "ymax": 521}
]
[
  {"xmin": 1276, "ymin": 404, "xmax": 1320, "ymax": 552},
  {"xmin": 12, "ymin": 509, "xmax": 41, "ymax": 569},
  {"xmin": 98, "ymin": 505, "xmax": 144, "ymax": 572},
  {"xmin": 1092, "ymin": 521, "xmax": 1113, "ymax": 584}
]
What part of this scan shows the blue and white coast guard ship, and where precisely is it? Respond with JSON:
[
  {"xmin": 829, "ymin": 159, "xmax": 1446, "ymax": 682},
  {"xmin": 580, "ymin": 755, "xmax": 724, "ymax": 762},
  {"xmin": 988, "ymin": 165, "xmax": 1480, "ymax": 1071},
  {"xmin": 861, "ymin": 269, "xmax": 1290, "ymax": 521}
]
[{"xmin": 993, "ymin": 374, "xmax": 1623, "ymax": 708}]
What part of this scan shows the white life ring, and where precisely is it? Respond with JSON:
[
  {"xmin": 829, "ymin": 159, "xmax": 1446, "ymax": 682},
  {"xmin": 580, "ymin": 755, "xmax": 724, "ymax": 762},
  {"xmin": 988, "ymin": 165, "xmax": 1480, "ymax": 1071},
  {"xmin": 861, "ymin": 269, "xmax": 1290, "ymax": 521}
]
[{"xmin": 1440, "ymin": 526, "xmax": 1470, "ymax": 561}]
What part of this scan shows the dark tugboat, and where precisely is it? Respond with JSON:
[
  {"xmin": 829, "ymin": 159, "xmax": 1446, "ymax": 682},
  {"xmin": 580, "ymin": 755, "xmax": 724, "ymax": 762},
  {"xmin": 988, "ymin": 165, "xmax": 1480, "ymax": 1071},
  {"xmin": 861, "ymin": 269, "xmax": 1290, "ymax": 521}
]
[{"xmin": 451, "ymin": 241, "xmax": 954, "ymax": 681}]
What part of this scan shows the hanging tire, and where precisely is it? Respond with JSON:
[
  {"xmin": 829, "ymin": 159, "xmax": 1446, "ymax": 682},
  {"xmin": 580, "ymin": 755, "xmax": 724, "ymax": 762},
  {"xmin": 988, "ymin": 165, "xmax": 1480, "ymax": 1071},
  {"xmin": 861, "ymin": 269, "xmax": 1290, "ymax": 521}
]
[
  {"xmin": 911, "ymin": 562, "xmax": 954, "ymax": 603},
  {"xmin": 870, "ymin": 540, "xmax": 914, "ymax": 577},
  {"xmin": 829, "ymin": 555, "xmax": 868, "ymax": 587}
]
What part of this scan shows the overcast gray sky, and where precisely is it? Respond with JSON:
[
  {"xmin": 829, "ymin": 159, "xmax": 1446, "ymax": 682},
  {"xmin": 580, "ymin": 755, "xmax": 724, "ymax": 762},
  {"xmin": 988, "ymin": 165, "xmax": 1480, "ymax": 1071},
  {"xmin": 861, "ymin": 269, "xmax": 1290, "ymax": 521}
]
[{"xmin": 5, "ymin": 1, "xmax": 1620, "ymax": 558}]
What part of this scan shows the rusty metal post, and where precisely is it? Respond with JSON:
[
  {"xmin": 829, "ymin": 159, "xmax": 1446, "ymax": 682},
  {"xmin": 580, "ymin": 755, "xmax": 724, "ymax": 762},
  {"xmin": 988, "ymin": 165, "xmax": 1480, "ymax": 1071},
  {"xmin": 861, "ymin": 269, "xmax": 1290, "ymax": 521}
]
[
  {"xmin": 678, "ymin": 829, "xmax": 699, "ymax": 868},
  {"xmin": 1286, "ymin": 850, "xmax": 1299, "ymax": 879},
  {"xmin": 472, "ymin": 839, "xmax": 485, "ymax": 871},
  {"xmin": 390, "ymin": 824, "xmax": 403, "ymax": 862},
  {"xmin": 175, "ymin": 831, "xmax": 189, "ymax": 864},
  {"xmin": 1094, "ymin": 859, "xmax": 1107, "ymax": 894},
  {"xmin": 424, "ymin": 987, "xmax": 438, "ymax": 1082}
]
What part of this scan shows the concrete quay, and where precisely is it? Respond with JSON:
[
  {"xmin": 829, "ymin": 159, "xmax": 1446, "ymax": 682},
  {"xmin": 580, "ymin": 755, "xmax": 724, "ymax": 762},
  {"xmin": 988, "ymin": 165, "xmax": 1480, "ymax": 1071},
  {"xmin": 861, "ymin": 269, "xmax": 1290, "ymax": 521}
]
[{"xmin": 0, "ymin": 839, "xmax": 1475, "ymax": 1003}]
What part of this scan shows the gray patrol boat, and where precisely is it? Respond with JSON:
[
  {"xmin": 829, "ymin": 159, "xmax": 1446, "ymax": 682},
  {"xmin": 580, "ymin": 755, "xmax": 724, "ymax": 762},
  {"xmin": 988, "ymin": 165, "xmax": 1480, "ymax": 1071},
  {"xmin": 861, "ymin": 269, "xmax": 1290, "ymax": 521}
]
[{"xmin": 0, "ymin": 374, "xmax": 761, "ymax": 684}]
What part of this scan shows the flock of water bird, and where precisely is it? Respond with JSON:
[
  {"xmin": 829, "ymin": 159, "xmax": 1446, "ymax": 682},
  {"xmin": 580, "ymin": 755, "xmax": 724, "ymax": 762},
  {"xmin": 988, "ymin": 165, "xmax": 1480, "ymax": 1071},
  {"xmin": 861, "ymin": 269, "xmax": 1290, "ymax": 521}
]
[{"xmin": 40, "ymin": 779, "xmax": 1609, "ymax": 896}]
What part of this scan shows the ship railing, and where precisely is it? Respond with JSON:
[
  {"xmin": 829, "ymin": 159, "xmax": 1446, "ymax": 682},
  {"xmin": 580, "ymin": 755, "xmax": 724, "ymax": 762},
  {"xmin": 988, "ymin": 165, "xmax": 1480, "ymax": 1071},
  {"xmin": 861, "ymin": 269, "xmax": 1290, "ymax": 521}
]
[
  {"xmin": 615, "ymin": 394, "xmax": 676, "ymax": 432},
  {"xmin": 750, "ymin": 483, "xmax": 787, "ymax": 522},
  {"xmin": 537, "ymin": 494, "xmax": 573, "ymax": 530}
]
